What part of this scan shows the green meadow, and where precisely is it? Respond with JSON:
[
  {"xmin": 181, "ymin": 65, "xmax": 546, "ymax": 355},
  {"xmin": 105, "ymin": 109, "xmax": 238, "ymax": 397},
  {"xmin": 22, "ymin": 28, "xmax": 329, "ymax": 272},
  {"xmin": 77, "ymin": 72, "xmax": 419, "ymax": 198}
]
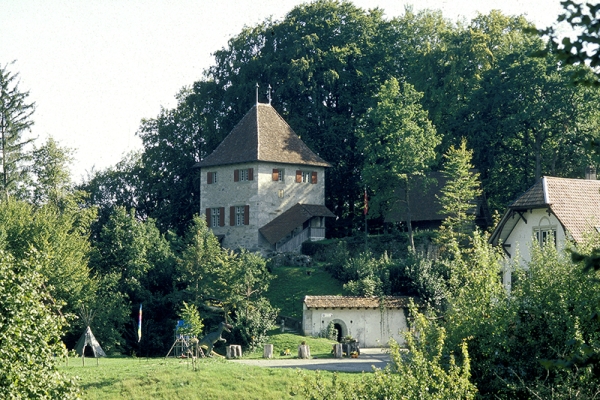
[{"xmin": 61, "ymin": 331, "xmax": 351, "ymax": 399}]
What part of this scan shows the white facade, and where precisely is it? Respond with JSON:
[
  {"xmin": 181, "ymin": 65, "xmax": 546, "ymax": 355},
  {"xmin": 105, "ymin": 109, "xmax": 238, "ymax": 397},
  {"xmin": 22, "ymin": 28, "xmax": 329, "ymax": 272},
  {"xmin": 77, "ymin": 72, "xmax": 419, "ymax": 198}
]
[
  {"xmin": 302, "ymin": 306, "xmax": 409, "ymax": 348},
  {"xmin": 501, "ymin": 208, "xmax": 566, "ymax": 263}
]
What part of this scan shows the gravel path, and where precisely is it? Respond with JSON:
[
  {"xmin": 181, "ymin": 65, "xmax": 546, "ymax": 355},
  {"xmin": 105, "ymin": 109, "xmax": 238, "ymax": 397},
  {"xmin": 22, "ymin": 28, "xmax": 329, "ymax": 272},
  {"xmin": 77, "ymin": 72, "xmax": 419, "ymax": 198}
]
[{"xmin": 229, "ymin": 348, "xmax": 391, "ymax": 373}]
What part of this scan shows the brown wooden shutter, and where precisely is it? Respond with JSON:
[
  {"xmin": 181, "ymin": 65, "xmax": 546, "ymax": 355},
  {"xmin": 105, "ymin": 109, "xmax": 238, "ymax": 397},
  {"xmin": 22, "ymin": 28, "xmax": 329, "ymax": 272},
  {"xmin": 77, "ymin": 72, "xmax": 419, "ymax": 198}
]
[
  {"xmin": 234, "ymin": 169, "xmax": 239, "ymax": 182},
  {"xmin": 311, "ymin": 171, "xmax": 317, "ymax": 184},
  {"xmin": 244, "ymin": 205, "xmax": 250, "ymax": 225},
  {"xmin": 248, "ymin": 168, "xmax": 254, "ymax": 181},
  {"xmin": 219, "ymin": 207, "xmax": 225, "ymax": 227},
  {"xmin": 207, "ymin": 172, "xmax": 213, "ymax": 184},
  {"xmin": 206, "ymin": 208, "xmax": 211, "ymax": 227},
  {"xmin": 230, "ymin": 206, "xmax": 235, "ymax": 226},
  {"xmin": 296, "ymin": 170, "xmax": 302, "ymax": 183},
  {"xmin": 272, "ymin": 168, "xmax": 278, "ymax": 181}
]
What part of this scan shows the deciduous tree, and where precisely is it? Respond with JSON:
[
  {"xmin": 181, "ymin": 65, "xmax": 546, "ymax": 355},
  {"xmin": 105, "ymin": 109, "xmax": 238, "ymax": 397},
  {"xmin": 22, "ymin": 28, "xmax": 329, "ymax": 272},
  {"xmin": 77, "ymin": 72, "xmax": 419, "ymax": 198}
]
[{"xmin": 358, "ymin": 78, "xmax": 440, "ymax": 251}]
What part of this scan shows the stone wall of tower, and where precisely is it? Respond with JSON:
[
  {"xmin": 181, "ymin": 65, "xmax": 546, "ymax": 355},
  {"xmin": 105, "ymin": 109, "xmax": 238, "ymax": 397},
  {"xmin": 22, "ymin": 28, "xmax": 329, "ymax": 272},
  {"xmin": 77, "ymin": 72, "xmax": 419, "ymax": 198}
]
[{"xmin": 200, "ymin": 161, "xmax": 327, "ymax": 253}]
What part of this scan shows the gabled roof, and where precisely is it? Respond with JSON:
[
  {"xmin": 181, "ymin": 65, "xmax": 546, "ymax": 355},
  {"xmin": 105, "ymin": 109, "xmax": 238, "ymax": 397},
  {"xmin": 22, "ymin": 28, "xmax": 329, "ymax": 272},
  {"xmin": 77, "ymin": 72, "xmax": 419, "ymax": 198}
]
[
  {"xmin": 490, "ymin": 176, "xmax": 600, "ymax": 246},
  {"xmin": 384, "ymin": 171, "xmax": 492, "ymax": 226},
  {"xmin": 259, "ymin": 203, "xmax": 336, "ymax": 245},
  {"xmin": 196, "ymin": 103, "xmax": 330, "ymax": 168},
  {"xmin": 303, "ymin": 295, "xmax": 413, "ymax": 309}
]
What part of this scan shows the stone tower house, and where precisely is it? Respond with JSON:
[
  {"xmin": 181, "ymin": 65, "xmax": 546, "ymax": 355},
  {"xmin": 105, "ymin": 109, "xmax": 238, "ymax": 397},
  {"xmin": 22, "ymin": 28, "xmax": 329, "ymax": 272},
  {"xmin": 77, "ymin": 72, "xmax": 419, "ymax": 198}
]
[{"xmin": 197, "ymin": 102, "xmax": 335, "ymax": 254}]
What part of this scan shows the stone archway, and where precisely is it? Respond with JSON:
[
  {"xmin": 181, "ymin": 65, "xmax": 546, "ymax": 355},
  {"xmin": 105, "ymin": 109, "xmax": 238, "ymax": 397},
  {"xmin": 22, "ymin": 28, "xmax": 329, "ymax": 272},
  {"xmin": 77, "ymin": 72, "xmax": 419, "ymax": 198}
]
[{"xmin": 330, "ymin": 319, "xmax": 348, "ymax": 342}]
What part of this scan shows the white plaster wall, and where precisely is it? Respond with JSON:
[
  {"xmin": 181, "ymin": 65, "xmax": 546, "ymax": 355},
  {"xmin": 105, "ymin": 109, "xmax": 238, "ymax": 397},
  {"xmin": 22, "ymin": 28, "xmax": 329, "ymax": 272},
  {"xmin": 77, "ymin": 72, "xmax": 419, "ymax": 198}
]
[
  {"xmin": 303, "ymin": 307, "xmax": 408, "ymax": 348},
  {"xmin": 504, "ymin": 208, "xmax": 566, "ymax": 265}
]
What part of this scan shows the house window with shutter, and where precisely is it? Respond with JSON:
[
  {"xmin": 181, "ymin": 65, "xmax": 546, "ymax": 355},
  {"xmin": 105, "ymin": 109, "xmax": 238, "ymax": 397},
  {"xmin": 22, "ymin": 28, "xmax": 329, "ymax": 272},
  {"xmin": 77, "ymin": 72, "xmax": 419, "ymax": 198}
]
[
  {"xmin": 272, "ymin": 168, "xmax": 285, "ymax": 182},
  {"xmin": 234, "ymin": 168, "xmax": 254, "ymax": 182},
  {"xmin": 207, "ymin": 171, "xmax": 217, "ymax": 184},
  {"xmin": 211, "ymin": 208, "xmax": 220, "ymax": 228},
  {"xmin": 206, "ymin": 207, "xmax": 225, "ymax": 227},
  {"xmin": 296, "ymin": 170, "xmax": 317, "ymax": 184},
  {"xmin": 230, "ymin": 205, "xmax": 249, "ymax": 226}
]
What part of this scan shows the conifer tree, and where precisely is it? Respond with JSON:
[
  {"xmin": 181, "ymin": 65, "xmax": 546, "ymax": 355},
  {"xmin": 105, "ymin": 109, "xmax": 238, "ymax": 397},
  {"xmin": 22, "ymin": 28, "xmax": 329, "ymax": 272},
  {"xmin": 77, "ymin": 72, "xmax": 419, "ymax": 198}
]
[
  {"xmin": 0, "ymin": 62, "xmax": 35, "ymax": 200},
  {"xmin": 437, "ymin": 138, "xmax": 482, "ymax": 248}
]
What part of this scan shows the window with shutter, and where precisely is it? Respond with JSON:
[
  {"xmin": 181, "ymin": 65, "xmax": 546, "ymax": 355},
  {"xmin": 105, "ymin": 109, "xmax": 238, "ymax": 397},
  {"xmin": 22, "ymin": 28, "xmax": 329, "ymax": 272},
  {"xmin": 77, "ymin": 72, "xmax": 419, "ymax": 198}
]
[
  {"xmin": 210, "ymin": 208, "xmax": 221, "ymax": 228},
  {"xmin": 272, "ymin": 168, "xmax": 285, "ymax": 182},
  {"xmin": 207, "ymin": 171, "xmax": 217, "ymax": 184},
  {"xmin": 236, "ymin": 169, "xmax": 250, "ymax": 181}
]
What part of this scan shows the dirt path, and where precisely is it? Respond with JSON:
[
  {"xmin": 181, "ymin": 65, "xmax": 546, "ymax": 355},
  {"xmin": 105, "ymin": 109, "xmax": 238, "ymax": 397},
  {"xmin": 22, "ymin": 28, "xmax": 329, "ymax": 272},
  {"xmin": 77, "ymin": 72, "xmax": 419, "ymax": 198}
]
[{"xmin": 229, "ymin": 348, "xmax": 391, "ymax": 373}]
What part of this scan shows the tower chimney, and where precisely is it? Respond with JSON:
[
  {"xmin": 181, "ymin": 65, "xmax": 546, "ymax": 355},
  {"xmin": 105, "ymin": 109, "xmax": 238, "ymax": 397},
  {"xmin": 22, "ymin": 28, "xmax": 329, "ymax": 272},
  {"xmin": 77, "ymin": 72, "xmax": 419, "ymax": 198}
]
[{"xmin": 585, "ymin": 165, "xmax": 597, "ymax": 180}]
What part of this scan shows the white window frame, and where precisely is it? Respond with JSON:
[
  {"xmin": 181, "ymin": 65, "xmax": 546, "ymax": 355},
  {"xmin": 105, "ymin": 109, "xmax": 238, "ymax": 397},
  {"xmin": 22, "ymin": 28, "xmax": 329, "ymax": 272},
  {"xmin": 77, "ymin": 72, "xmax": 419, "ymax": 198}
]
[
  {"xmin": 533, "ymin": 217, "xmax": 556, "ymax": 248},
  {"xmin": 235, "ymin": 206, "xmax": 245, "ymax": 226},
  {"xmin": 239, "ymin": 169, "xmax": 249, "ymax": 181},
  {"xmin": 211, "ymin": 208, "xmax": 220, "ymax": 228},
  {"xmin": 302, "ymin": 171, "xmax": 311, "ymax": 183}
]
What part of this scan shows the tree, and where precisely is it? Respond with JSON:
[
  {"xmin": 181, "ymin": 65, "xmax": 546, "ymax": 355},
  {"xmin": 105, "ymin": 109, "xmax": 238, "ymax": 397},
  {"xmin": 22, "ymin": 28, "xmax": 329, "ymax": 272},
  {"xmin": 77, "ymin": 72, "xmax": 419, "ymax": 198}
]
[
  {"xmin": 177, "ymin": 215, "xmax": 227, "ymax": 306},
  {"xmin": 0, "ymin": 251, "xmax": 79, "ymax": 399},
  {"xmin": 30, "ymin": 137, "xmax": 74, "ymax": 206},
  {"xmin": 177, "ymin": 302, "xmax": 204, "ymax": 338},
  {"xmin": 437, "ymin": 138, "xmax": 482, "ymax": 248},
  {"xmin": 538, "ymin": 0, "xmax": 600, "ymax": 85},
  {"xmin": 89, "ymin": 206, "xmax": 177, "ymax": 354},
  {"xmin": 0, "ymin": 199, "xmax": 95, "ymax": 327},
  {"xmin": 0, "ymin": 62, "xmax": 35, "ymax": 200},
  {"xmin": 463, "ymin": 41, "xmax": 600, "ymax": 208},
  {"xmin": 358, "ymin": 78, "xmax": 440, "ymax": 251}
]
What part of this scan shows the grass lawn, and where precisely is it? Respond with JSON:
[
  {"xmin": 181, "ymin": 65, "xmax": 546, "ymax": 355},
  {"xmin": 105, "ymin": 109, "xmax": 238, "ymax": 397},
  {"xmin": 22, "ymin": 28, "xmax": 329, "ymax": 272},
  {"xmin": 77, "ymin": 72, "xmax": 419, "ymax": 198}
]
[
  {"xmin": 243, "ymin": 330, "xmax": 338, "ymax": 359},
  {"xmin": 266, "ymin": 265, "xmax": 344, "ymax": 319},
  {"xmin": 61, "ymin": 356, "xmax": 304, "ymax": 399},
  {"xmin": 61, "ymin": 355, "xmax": 357, "ymax": 399}
]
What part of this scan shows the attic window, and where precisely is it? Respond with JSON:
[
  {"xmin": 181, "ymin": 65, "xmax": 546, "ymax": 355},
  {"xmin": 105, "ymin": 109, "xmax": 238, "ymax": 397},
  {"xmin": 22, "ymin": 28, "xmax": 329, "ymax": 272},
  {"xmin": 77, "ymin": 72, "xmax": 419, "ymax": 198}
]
[{"xmin": 534, "ymin": 217, "xmax": 556, "ymax": 248}]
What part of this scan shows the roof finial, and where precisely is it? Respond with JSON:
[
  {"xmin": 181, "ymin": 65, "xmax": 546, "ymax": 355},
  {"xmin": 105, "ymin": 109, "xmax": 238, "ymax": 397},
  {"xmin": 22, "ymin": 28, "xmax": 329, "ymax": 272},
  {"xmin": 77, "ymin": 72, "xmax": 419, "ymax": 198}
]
[
  {"xmin": 256, "ymin": 83, "xmax": 259, "ymax": 105},
  {"xmin": 268, "ymin": 84, "xmax": 272, "ymax": 105}
]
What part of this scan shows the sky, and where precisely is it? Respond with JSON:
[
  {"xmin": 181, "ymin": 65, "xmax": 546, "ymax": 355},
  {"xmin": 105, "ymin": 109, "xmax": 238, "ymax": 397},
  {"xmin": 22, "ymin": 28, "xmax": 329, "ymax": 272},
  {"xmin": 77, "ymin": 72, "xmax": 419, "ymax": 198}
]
[{"xmin": 1, "ymin": 0, "xmax": 565, "ymax": 182}]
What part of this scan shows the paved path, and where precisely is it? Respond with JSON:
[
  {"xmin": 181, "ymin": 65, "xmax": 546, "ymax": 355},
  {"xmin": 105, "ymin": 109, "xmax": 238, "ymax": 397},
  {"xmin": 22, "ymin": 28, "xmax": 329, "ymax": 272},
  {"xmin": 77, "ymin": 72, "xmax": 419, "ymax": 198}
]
[{"xmin": 229, "ymin": 348, "xmax": 391, "ymax": 373}]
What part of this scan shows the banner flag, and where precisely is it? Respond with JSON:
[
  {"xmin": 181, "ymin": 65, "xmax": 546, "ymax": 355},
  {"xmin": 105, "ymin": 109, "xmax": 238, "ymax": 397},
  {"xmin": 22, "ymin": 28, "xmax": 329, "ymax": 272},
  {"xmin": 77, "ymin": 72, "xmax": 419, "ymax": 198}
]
[{"xmin": 138, "ymin": 304, "xmax": 142, "ymax": 342}]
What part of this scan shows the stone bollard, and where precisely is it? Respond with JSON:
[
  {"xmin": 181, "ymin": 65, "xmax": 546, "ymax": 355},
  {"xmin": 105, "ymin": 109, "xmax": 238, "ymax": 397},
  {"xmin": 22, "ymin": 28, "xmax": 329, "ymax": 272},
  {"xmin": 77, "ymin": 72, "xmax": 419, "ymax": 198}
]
[
  {"xmin": 298, "ymin": 344, "xmax": 311, "ymax": 359},
  {"xmin": 263, "ymin": 344, "xmax": 273, "ymax": 359},
  {"xmin": 333, "ymin": 343, "xmax": 343, "ymax": 358},
  {"xmin": 226, "ymin": 345, "xmax": 242, "ymax": 359}
]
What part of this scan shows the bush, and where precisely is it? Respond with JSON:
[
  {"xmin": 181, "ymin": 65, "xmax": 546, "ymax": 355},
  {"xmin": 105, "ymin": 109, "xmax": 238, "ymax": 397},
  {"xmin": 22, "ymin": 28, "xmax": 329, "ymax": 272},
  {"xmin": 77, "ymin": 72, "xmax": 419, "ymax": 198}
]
[{"xmin": 293, "ymin": 305, "xmax": 477, "ymax": 399}]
